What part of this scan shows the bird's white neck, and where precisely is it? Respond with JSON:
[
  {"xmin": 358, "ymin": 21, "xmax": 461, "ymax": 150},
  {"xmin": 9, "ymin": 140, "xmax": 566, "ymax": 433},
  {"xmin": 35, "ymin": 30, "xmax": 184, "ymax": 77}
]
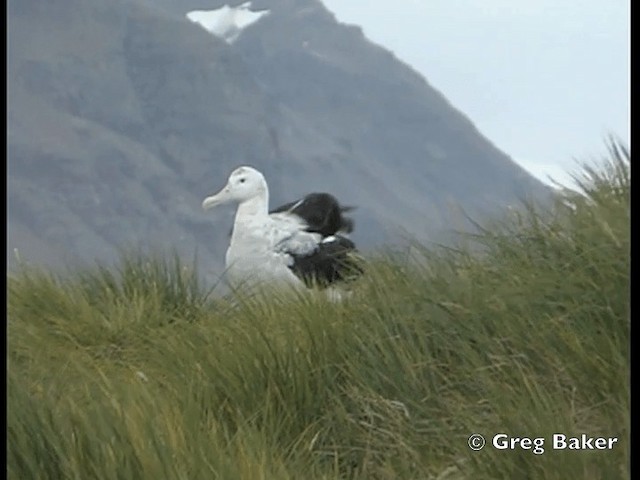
[
  {"xmin": 234, "ymin": 190, "xmax": 269, "ymax": 224},
  {"xmin": 228, "ymin": 189, "xmax": 271, "ymax": 260}
]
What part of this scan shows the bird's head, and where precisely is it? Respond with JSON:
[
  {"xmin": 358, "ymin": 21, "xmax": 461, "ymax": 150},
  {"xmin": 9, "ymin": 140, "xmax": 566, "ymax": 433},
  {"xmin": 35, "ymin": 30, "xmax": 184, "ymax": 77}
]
[{"xmin": 202, "ymin": 166, "xmax": 268, "ymax": 210}]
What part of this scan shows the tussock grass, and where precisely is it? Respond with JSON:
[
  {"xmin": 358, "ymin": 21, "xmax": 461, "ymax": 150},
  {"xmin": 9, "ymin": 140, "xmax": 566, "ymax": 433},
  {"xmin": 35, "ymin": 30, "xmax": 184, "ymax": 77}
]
[{"xmin": 8, "ymin": 143, "xmax": 629, "ymax": 479}]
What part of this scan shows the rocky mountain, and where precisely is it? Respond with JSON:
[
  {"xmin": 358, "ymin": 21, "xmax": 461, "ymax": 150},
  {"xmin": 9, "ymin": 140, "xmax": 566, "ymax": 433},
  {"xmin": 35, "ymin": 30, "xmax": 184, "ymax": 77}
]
[{"xmin": 7, "ymin": 0, "xmax": 550, "ymax": 283}]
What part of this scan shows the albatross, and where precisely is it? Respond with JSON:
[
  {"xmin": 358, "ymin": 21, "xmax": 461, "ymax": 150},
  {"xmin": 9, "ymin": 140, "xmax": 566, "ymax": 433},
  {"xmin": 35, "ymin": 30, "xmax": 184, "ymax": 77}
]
[{"xmin": 202, "ymin": 166, "xmax": 362, "ymax": 291}]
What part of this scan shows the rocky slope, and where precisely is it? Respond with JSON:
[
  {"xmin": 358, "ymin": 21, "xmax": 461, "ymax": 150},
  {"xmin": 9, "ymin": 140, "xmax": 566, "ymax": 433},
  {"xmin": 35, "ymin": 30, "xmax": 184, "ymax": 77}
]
[{"xmin": 7, "ymin": 0, "xmax": 550, "ymax": 282}]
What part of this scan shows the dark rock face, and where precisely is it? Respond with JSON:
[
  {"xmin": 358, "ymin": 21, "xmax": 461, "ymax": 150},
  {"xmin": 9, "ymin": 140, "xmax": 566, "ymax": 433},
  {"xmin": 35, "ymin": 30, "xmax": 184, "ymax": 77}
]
[{"xmin": 7, "ymin": 0, "xmax": 550, "ymax": 281}]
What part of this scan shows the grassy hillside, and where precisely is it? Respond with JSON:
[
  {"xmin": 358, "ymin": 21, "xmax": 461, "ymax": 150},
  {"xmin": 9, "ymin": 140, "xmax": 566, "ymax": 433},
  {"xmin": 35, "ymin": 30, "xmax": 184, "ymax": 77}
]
[{"xmin": 8, "ymin": 143, "xmax": 629, "ymax": 479}]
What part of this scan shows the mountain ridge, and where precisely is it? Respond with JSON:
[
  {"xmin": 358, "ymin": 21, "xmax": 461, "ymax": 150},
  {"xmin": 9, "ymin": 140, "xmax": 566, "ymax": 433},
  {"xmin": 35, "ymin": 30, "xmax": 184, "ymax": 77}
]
[{"xmin": 7, "ymin": 0, "xmax": 551, "ymax": 282}]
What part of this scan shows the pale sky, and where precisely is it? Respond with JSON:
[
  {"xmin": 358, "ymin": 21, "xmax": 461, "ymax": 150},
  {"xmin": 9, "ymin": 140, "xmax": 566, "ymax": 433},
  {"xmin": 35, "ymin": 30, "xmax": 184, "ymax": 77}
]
[{"xmin": 321, "ymin": 0, "xmax": 630, "ymax": 189}]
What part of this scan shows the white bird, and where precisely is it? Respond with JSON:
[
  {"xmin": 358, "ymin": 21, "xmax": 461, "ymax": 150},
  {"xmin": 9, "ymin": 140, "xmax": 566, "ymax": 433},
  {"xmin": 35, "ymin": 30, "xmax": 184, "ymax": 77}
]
[{"xmin": 202, "ymin": 166, "xmax": 362, "ymax": 291}]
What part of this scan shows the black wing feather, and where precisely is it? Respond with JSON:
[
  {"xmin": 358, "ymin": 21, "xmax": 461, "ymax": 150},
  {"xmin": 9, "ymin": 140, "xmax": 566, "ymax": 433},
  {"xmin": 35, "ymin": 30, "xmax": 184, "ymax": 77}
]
[
  {"xmin": 286, "ymin": 235, "xmax": 363, "ymax": 288},
  {"xmin": 271, "ymin": 193, "xmax": 354, "ymax": 237}
]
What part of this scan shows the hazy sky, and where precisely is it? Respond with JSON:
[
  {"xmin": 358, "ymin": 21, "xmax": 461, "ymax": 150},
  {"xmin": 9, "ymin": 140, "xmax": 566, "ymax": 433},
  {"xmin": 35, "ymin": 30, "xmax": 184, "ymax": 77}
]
[{"xmin": 321, "ymin": 0, "xmax": 630, "ymax": 188}]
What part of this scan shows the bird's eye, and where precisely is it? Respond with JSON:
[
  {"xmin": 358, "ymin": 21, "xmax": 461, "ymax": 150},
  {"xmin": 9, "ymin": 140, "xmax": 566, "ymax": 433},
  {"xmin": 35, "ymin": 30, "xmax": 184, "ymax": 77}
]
[{"xmin": 239, "ymin": 178, "xmax": 246, "ymax": 183}]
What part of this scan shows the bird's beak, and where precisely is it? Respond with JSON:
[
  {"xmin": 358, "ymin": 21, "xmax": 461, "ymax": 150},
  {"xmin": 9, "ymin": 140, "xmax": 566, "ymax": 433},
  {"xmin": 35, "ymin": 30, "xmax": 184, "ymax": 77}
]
[{"xmin": 202, "ymin": 185, "xmax": 232, "ymax": 210}]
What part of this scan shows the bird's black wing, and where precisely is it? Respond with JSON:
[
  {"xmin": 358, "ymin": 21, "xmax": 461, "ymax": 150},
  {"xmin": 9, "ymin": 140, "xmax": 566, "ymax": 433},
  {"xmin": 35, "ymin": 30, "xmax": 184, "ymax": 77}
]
[
  {"xmin": 271, "ymin": 193, "xmax": 354, "ymax": 237},
  {"xmin": 284, "ymin": 234, "xmax": 364, "ymax": 288}
]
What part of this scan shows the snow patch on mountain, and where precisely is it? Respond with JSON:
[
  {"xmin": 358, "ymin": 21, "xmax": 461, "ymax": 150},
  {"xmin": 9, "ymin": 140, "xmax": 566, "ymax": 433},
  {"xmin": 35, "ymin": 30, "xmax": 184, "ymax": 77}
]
[{"xmin": 186, "ymin": 2, "xmax": 270, "ymax": 44}]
